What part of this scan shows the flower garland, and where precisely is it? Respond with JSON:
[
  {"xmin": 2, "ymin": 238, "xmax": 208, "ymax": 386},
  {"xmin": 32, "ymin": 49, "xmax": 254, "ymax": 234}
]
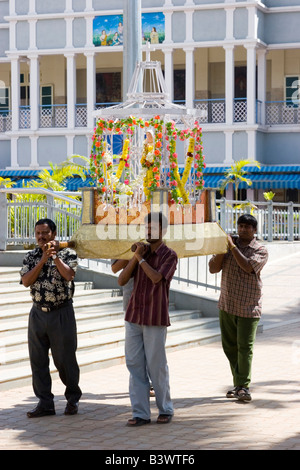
[
  {"xmin": 115, "ymin": 138, "xmax": 129, "ymax": 181},
  {"xmin": 89, "ymin": 116, "xmax": 205, "ymax": 203}
]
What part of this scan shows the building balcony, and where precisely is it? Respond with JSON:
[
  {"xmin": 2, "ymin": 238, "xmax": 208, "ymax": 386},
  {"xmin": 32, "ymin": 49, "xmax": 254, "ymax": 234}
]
[{"xmin": 1, "ymin": 100, "xmax": 300, "ymax": 132}]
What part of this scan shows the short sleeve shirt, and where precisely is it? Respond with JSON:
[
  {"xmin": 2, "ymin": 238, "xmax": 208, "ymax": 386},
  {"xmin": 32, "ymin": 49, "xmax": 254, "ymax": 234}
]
[
  {"xmin": 217, "ymin": 238, "xmax": 268, "ymax": 318},
  {"xmin": 125, "ymin": 243, "xmax": 178, "ymax": 326},
  {"xmin": 20, "ymin": 247, "xmax": 78, "ymax": 308}
]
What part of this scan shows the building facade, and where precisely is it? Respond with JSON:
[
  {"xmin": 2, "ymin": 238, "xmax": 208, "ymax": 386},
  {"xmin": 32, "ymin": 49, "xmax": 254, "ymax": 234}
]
[{"xmin": 0, "ymin": 0, "xmax": 300, "ymax": 201}]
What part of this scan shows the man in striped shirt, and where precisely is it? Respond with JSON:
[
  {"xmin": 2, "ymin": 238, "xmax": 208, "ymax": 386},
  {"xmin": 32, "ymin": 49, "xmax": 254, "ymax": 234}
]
[
  {"xmin": 118, "ymin": 212, "xmax": 178, "ymax": 426},
  {"xmin": 209, "ymin": 214, "xmax": 268, "ymax": 402}
]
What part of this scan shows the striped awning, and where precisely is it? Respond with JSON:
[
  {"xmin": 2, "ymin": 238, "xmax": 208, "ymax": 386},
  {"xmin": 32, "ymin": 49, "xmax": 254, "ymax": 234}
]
[{"xmin": 1, "ymin": 165, "xmax": 300, "ymax": 191}]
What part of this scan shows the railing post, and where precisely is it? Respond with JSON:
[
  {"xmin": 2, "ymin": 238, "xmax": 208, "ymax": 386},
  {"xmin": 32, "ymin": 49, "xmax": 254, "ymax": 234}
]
[
  {"xmin": 267, "ymin": 200, "xmax": 273, "ymax": 242},
  {"xmin": 288, "ymin": 201, "xmax": 294, "ymax": 241},
  {"xmin": 245, "ymin": 200, "xmax": 251, "ymax": 214},
  {"xmin": 220, "ymin": 197, "xmax": 226, "ymax": 231},
  {"xmin": 47, "ymin": 194, "xmax": 54, "ymax": 220},
  {"xmin": 0, "ymin": 191, "xmax": 8, "ymax": 250}
]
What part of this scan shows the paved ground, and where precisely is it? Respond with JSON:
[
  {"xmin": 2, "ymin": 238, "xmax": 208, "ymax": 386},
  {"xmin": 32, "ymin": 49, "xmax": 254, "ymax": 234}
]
[{"xmin": 0, "ymin": 249, "xmax": 300, "ymax": 452}]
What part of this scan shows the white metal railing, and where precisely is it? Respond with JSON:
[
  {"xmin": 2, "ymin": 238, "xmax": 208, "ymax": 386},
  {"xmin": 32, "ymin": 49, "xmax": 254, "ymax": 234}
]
[
  {"xmin": 2, "ymin": 100, "xmax": 300, "ymax": 131},
  {"xmin": 39, "ymin": 105, "xmax": 67, "ymax": 128},
  {"xmin": 1, "ymin": 189, "xmax": 300, "ymax": 291},
  {"xmin": 194, "ymin": 99, "xmax": 226, "ymax": 123},
  {"xmin": 216, "ymin": 198, "xmax": 300, "ymax": 242},
  {"xmin": 266, "ymin": 101, "xmax": 300, "ymax": 125},
  {"xmin": 0, "ymin": 110, "xmax": 12, "ymax": 132},
  {"xmin": 20, "ymin": 106, "xmax": 31, "ymax": 129},
  {"xmin": 0, "ymin": 188, "xmax": 81, "ymax": 249}
]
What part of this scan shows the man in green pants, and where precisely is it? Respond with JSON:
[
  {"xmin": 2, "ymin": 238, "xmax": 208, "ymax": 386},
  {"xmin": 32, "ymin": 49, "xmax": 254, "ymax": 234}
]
[{"xmin": 209, "ymin": 214, "xmax": 268, "ymax": 402}]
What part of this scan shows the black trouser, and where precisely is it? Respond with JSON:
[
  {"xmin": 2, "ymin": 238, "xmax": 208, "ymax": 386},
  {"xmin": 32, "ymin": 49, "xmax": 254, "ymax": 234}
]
[{"xmin": 28, "ymin": 301, "xmax": 82, "ymax": 409}]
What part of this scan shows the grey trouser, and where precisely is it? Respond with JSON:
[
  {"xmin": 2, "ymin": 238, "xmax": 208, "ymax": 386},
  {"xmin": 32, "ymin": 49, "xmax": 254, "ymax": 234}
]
[
  {"xmin": 28, "ymin": 301, "xmax": 82, "ymax": 408},
  {"xmin": 125, "ymin": 321, "xmax": 173, "ymax": 420}
]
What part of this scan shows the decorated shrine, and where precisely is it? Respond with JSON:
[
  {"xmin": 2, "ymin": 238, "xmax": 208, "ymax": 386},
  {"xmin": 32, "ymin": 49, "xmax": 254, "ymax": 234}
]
[{"xmin": 72, "ymin": 56, "xmax": 227, "ymax": 259}]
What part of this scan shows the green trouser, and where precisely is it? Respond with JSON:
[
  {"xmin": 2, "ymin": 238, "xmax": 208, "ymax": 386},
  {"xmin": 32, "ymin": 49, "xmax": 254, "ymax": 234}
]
[{"xmin": 219, "ymin": 310, "xmax": 260, "ymax": 389}]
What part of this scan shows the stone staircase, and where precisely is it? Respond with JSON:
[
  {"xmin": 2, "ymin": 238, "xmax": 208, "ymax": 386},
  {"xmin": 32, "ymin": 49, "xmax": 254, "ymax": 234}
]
[{"xmin": 0, "ymin": 266, "xmax": 221, "ymax": 391}]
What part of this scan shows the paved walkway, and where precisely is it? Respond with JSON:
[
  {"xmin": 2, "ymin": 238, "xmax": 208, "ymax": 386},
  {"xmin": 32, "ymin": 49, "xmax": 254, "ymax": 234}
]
[{"xmin": 1, "ymin": 250, "xmax": 300, "ymax": 451}]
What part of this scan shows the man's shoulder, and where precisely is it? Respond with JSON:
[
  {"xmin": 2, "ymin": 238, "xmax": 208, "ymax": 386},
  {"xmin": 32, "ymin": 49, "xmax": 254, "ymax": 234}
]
[
  {"xmin": 23, "ymin": 247, "xmax": 40, "ymax": 260},
  {"xmin": 60, "ymin": 247, "xmax": 77, "ymax": 257},
  {"xmin": 158, "ymin": 243, "xmax": 178, "ymax": 260},
  {"xmin": 251, "ymin": 239, "xmax": 268, "ymax": 253}
]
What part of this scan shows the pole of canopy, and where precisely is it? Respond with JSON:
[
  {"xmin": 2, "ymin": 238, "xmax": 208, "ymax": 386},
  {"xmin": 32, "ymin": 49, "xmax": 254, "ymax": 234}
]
[{"xmin": 122, "ymin": 0, "xmax": 142, "ymax": 101}]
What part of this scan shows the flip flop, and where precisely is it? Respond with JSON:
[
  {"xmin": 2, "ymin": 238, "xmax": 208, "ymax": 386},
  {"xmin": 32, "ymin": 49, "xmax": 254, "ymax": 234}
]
[
  {"xmin": 157, "ymin": 414, "xmax": 173, "ymax": 424},
  {"xmin": 226, "ymin": 386, "xmax": 241, "ymax": 398},
  {"xmin": 236, "ymin": 387, "xmax": 252, "ymax": 402},
  {"xmin": 127, "ymin": 417, "xmax": 151, "ymax": 427}
]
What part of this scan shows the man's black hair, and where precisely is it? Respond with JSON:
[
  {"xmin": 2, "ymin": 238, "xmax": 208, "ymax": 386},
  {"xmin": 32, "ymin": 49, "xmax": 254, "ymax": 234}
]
[
  {"xmin": 237, "ymin": 214, "xmax": 257, "ymax": 229},
  {"xmin": 35, "ymin": 218, "xmax": 57, "ymax": 232},
  {"xmin": 145, "ymin": 212, "xmax": 168, "ymax": 231}
]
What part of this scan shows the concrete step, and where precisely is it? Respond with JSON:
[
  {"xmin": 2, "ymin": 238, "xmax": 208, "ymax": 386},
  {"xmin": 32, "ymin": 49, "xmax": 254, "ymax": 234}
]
[
  {"xmin": 0, "ymin": 317, "xmax": 221, "ymax": 390},
  {"xmin": 0, "ymin": 266, "xmax": 223, "ymax": 391}
]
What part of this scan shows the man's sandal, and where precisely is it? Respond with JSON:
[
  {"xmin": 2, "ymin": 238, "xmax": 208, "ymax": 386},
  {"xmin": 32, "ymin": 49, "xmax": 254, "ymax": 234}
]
[
  {"xmin": 236, "ymin": 387, "xmax": 252, "ymax": 402},
  {"xmin": 127, "ymin": 417, "xmax": 151, "ymax": 426},
  {"xmin": 226, "ymin": 386, "xmax": 241, "ymax": 398},
  {"xmin": 157, "ymin": 414, "xmax": 172, "ymax": 424}
]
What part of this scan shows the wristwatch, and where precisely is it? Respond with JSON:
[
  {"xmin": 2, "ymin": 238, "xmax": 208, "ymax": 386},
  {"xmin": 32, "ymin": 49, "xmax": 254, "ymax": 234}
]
[
  {"xmin": 139, "ymin": 258, "xmax": 145, "ymax": 265},
  {"xmin": 52, "ymin": 254, "xmax": 57, "ymax": 260}
]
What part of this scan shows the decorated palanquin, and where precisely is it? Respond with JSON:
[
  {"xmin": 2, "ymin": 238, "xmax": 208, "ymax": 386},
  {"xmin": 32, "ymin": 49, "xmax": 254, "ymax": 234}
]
[{"xmin": 72, "ymin": 58, "xmax": 227, "ymax": 259}]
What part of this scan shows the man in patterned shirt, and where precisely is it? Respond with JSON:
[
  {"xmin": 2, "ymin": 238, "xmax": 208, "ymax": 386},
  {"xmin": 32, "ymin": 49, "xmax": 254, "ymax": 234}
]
[
  {"xmin": 20, "ymin": 218, "xmax": 82, "ymax": 418},
  {"xmin": 209, "ymin": 214, "xmax": 268, "ymax": 402}
]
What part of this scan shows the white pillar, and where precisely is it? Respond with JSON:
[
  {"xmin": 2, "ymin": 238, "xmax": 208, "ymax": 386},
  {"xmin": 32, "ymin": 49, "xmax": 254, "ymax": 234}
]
[
  {"xmin": 85, "ymin": 0, "xmax": 94, "ymax": 11},
  {"xmin": 65, "ymin": 17, "xmax": 74, "ymax": 49},
  {"xmin": 10, "ymin": 137, "xmax": 19, "ymax": 168},
  {"xmin": 225, "ymin": 7, "xmax": 235, "ymax": 41},
  {"xmin": 164, "ymin": 48, "xmax": 174, "ymax": 101},
  {"xmin": 67, "ymin": 134, "xmax": 75, "ymax": 159},
  {"xmin": 9, "ymin": 0, "xmax": 16, "ymax": 15},
  {"xmin": 11, "ymin": 57, "xmax": 20, "ymax": 131},
  {"xmin": 247, "ymin": 130, "xmax": 256, "ymax": 161},
  {"xmin": 246, "ymin": 44, "xmax": 257, "ymax": 125},
  {"xmin": 224, "ymin": 131, "xmax": 234, "ymax": 164},
  {"xmin": 65, "ymin": 0, "xmax": 73, "ymax": 13},
  {"xmin": 184, "ymin": 47, "xmax": 194, "ymax": 109},
  {"xmin": 30, "ymin": 135, "xmax": 39, "ymax": 168},
  {"xmin": 28, "ymin": 0, "xmax": 36, "ymax": 15},
  {"xmin": 65, "ymin": 53, "xmax": 76, "ymax": 129},
  {"xmin": 184, "ymin": 10, "xmax": 193, "ymax": 44},
  {"xmin": 224, "ymin": 45, "xmax": 235, "ymax": 125},
  {"xmin": 9, "ymin": 20, "xmax": 17, "ymax": 51},
  {"xmin": 257, "ymin": 48, "xmax": 267, "ymax": 126},
  {"xmin": 29, "ymin": 19, "xmax": 37, "ymax": 50},
  {"xmin": 163, "ymin": 10, "xmax": 173, "ymax": 44},
  {"xmin": 85, "ymin": 51, "xmax": 96, "ymax": 130},
  {"xmin": 247, "ymin": 6, "xmax": 258, "ymax": 40},
  {"xmin": 85, "ymin": 16, "xmax": 95, "ymax": 48},
  {"xmin": 29, "ymin": 54, "xmax": 40, "ymax": 130}
]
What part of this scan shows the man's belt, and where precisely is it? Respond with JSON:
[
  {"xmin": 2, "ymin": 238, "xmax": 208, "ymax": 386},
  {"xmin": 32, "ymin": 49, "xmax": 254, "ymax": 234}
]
[{"xmin": 33, "ymin": 300, "xmax": 72, "ymax": 312}]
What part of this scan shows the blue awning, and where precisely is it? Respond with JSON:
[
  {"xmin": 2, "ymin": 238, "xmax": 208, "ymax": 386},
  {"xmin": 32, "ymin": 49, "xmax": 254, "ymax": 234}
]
[{"xmin": 2, "ymin": 165, "xmax": 300, "ymax": 191}]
